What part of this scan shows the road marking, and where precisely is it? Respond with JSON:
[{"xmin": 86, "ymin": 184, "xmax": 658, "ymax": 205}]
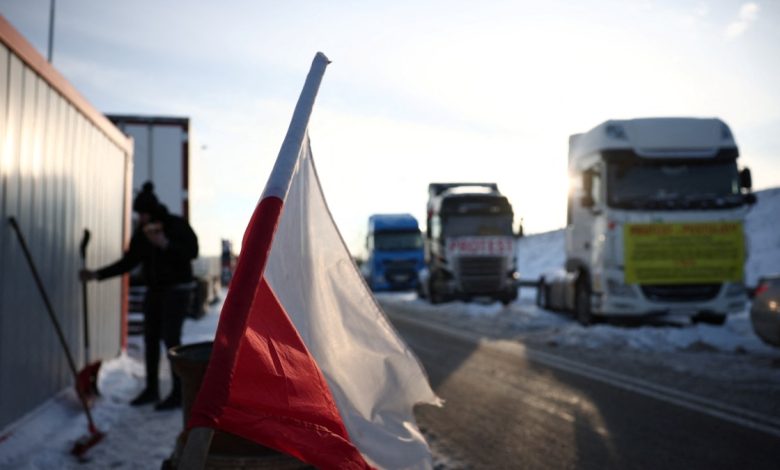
[{"xmin": 390, "ymin": 313, "xmax": 780, "ymax": 439}]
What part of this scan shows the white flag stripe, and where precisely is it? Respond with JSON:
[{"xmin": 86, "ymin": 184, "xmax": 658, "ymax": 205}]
[
  {"xmin": 265, "ymin": 135, "xmax": 440, "ymax": 470},
  {"xmin": 261, "ymin": 52, "xmax": 330, "ymax": 201}
]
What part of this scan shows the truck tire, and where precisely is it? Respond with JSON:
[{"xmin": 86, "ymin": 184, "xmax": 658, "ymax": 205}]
[
  {"xmin": 429, "ymin": 276, "xmax": 444, "ymax": 304},
  {"xmin": 694, "ymin": 313, "xmax": 727, "ymax": 326},
  {"xmin": 575, "ymin": 278, "xmax": 593, "ymax": 326},
  {"xmin": 536, "ymin": 278, "xmax": 547, "ymax": 308},
  {"xmin": 500, "ymin": 288, "xmax": 518, "ymax": 306}
]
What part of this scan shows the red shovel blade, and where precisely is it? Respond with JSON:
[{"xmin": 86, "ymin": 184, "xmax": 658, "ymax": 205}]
[
  {"xmin": 71, "ymin": 428, "xmax": 105, "ymax": 457},
  {"xmin": 76, "ymin": 361, "xmax": 102, "ymax": 402}
]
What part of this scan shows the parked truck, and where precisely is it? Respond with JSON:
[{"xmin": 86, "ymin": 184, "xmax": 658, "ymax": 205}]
[
  {"xmin": 538, "ymin": 118, "xmax": 755, "ymax": 325},
  {"xmin": 107, "ymin": 115, "xmax": 221, "ymax": 321},
  {"xmin": 362, "ymin": 214, "xmax": 425, "ymax": 291},
  {"xmin": 419, "ymin": 183, "xmax": 519, "ymax": 304}
]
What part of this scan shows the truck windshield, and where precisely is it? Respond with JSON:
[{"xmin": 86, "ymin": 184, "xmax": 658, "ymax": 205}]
[
  {"xmin": 443, "ymin": 215, "xmax": 514, "ymax": 237},
  {"xmin": 607, "ymin": 160, "xmax": 742, "ymax": 210},
  {"xmin": 374, "ymin": 231, "xmax": 423, "ymax": 251}
]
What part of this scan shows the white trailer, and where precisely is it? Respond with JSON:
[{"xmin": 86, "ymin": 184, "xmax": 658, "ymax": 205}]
[
  {"xmin": 107, "ymin": 115, "xmax": 190, "ymax": 218},
  {"xmin": 539, "ymin": 118, "xmax": 754, "ymax": 325}
]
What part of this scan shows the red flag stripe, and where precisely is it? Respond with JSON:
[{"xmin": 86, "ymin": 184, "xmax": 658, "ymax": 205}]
[{"xmin": 189, "ymin": 196, "xmax": 284, "ymax": 421}]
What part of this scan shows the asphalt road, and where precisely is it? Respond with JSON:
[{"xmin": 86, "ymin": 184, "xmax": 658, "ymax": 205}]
[{"xmin": 383, "ymin": 305, "xmax": 780, "ymax": 470}]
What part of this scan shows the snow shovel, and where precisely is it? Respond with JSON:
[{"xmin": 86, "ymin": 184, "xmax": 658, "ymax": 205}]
[
  {"xmin": 76, "ymin": 229, "xmax": 101, "ymax": 399},
  {"xmin": 7, "ymin": 217, "xmax": 105, "ymax": 457}
]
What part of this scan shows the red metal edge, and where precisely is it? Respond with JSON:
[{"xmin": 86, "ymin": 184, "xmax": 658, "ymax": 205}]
[
  {"xmin": 0, "ymin": 14, "xmax": 133, "ymax": 156},
  {"xmin": 119, "ymin": 141, "xmax": 134, "ymax": 351}
]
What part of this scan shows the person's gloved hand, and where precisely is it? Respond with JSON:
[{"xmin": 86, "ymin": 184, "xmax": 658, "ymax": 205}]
[
  {"xmin": 143, "ymin": 222, "xmax": 169, "ymax": 249},
  {"xmin": 79, "ymin": 269, "xmax": 98, "ymax": 282}
]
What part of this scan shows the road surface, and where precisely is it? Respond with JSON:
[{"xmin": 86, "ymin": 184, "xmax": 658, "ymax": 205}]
[{"xmin": 382, "ymin": 302, "xmax": 780, "ymax": 469}]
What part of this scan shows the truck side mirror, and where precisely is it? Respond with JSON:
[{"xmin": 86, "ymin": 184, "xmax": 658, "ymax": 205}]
[
  {"xmin": 580, "ymin": 172, "xmax": 594, "ymax": 208},
  {"xmin": 739, "ymin": 168, "xmax": 752, "ymax": 191}
]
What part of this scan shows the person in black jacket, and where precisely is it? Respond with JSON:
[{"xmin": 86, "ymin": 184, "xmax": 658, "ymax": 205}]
[{"xmin": 81, "ymin": 182, "xmax": 199, "ymax": 410}]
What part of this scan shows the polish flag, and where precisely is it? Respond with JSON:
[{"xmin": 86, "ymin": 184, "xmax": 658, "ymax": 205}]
[{"xmin": 187, "ymin": 53, "xmax": 440, "ymax": 469}]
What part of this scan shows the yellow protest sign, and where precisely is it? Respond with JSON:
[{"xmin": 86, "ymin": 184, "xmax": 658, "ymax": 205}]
[{"xmin": 624, "ymin": 222, "xmax": 744, "ymax": 285}]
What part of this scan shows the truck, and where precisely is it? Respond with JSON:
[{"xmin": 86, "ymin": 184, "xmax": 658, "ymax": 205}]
[
  {"xmin": 419, "ymin": 183, "xmax": 519, "ymax": 304},
  {"xmin": 107, "ymin": 115, "xmax": 221, "ymax": 321},
  {"xmin": 362, "ymin": 214, "xmax": 425, "ymax": 291},
  {"xmin": 538, "ymin": 118, "xmax": 755, "ymax": 325}
]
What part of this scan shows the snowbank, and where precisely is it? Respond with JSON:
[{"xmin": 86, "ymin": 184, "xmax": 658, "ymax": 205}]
[{"xmin": 745, "ymin": 187, "xmax": 780, "ymax": 285}]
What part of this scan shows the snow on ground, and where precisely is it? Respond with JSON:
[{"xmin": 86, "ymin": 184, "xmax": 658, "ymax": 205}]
[
  {"xmin": 0, "ymin": 297, "xmax": 222, "ymax": 470},
  {"xmin": 0, "ymin": 292, "xmax": 454, "ymax": 469}
]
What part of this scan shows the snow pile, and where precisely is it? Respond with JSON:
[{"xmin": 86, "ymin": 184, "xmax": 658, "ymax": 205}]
[
  {"xmin": 381, "ymin": 293, "xmax": 775, "ymax": 355},
  {"xmin": 516, "ymin": 228, "xmax": 565, "ymax": 280},
  {"xmin": 745, "ymin": 187, "xmax": 780, "ymax": 285}
]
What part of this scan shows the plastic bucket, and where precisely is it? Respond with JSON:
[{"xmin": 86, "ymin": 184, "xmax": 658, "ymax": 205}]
[{"xmin": 167, "ymin": 342, "xmax": 312, "ymax": 469}]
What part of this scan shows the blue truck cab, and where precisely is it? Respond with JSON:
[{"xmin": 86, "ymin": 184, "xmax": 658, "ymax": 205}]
[{"xmin": 364, "ymin": 214, "xmax": 425, "ymax": 291}]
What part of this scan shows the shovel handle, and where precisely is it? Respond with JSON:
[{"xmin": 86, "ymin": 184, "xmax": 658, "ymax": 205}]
[
  {"xmin": 80, "ymin": 229, "xmax": 91, "ymax": 259},
  {"xmin": 80, "ymin": 229, "xmax": 91, "ymax": 355}
]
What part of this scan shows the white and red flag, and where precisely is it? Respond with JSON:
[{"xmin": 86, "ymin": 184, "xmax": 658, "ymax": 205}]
[{"xmin": 187, "ymin": 53, "xmax": 440, "ymax": 469}]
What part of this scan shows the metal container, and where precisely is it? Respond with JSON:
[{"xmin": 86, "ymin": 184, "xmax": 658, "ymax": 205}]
[{"xmin": 0, "ymin": 17, "xmax": 133, "ymax": 430}]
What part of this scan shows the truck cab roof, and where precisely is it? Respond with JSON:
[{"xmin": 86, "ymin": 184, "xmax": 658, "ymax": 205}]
[
  {"xmin": 368, "ymin": 214, "xmax": 420, "ymax": 233},
  {"xmin": 427, "ymin": 184, "xmax": 512, "ymax": 216},
  {"xmin": 569, "ymin": 118, "xmax": 738, "ymax": 164}
]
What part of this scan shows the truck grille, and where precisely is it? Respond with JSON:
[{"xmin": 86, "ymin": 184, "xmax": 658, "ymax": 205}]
[
  {"xmin": 383, "ymin": 259, "xmax": 418, "ymax": 270},
  {"xmin": 456, "ymin": 257, "xmax": 506, "ymax": 293},
  {"xmin": 640, "ymin": 284, "xmax": 721, "ymax": 302},
  {"xmin": 383, "ymin": 259, "xmax": 419, "ymax": 287}
]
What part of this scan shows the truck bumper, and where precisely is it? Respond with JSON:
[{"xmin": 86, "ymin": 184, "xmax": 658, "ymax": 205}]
[
  {"xmin": 596, "ymin": 270, "xmax": 747, "ymax": 318},
  {"xmin": 371, "ymin": 274, "xmax": 420, "ymax": 292}
]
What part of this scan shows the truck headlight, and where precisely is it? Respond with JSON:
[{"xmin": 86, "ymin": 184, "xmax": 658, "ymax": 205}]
[{"xmin": 607, "ymin": 279, "xmax": 637, "ymax": 298}]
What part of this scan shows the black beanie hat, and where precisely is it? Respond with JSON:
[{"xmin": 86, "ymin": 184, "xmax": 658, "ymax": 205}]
[{"xmin": 133, "ymin": 181, "xmax": 159, "ymax": 213}]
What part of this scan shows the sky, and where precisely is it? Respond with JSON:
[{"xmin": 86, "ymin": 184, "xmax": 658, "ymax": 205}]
[{"xmin": 1, "ymin": 0, "xmax": 779, "ymax": 256}]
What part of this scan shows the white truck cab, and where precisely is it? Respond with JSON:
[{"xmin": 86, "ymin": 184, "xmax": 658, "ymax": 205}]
[{"xmin": 541, "ymin": 118, "xmax": 754, "ymax": 325}]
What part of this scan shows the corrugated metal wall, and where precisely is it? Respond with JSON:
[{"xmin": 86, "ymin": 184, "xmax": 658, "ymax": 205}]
[{"xmin": 0, "ymin": 22, "xmax": 132, "ymax": 430}]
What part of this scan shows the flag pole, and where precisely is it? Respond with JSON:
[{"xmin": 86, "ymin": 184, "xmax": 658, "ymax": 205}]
[
  {"xmin": 261, "ymin": 51, "xmax": 331, "ymax": 201},
  {"xmin": 178, "ymin": 51, "xmax": 330, "ymax": 470}
]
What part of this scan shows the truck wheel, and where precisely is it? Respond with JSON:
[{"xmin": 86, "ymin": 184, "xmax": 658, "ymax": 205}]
[
  {"xmin": 500, "ymin": 289, "xmax": 518, "ymax": 306},
  {"xmin": 429, "ymin": 278, "xmax": 443, "ymax": 304},
  {"xmin": 694, "ymin": 313, "xmax": 727, "ymax": 326},
  {"xmin": 575, "ymin": 279, "xmax": 593, "ymax": 326},
  {"xmin": 416, "ymin": 281, "xmax": 426, "ymax": 299},
  {"xmin": 536, "ymin": 278, "xmax": 547, "ymax": 308}
]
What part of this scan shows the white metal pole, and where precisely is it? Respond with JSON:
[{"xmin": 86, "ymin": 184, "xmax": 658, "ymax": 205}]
[{"xmin": 47, "ymin": 0, "xmax": 56, "ymax": 63}]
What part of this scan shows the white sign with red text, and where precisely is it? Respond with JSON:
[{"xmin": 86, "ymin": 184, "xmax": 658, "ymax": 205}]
[{"xmin": 446, "ymin": 236, "xmax": 515, "ymax": 257}]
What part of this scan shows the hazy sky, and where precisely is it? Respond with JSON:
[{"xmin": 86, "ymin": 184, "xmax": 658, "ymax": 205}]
[{"xmin": 2, "ymin": 0, "xmax": 779, "ymax": 256}]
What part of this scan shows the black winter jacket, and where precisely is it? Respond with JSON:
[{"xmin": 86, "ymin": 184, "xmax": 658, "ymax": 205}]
[{"xmin": 97, "ymin": 206, "xmax": 198, "ymax": 288}]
